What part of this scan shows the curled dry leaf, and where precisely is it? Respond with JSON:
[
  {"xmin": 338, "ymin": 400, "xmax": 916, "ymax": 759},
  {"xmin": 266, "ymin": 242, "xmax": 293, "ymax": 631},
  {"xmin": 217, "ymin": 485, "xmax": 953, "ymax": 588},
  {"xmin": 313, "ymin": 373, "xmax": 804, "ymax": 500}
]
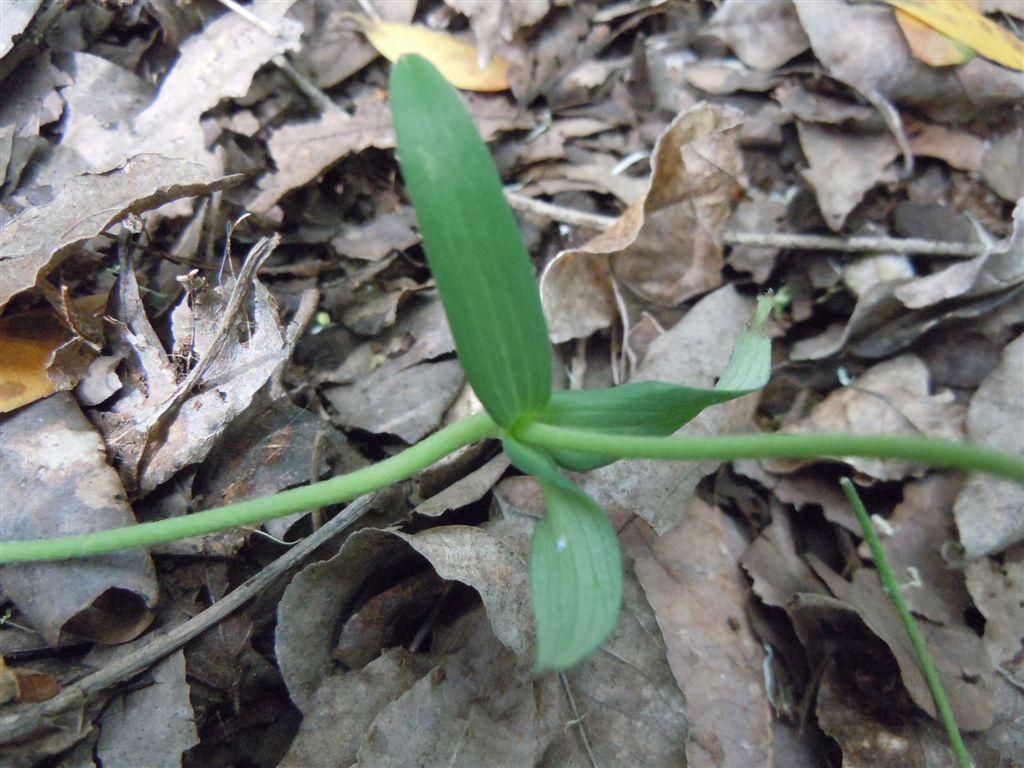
[
  {"xmin": 895, "ymin": 198, "xmax": 1023, "ymax": 309},
  {"xmin": 809, "ymin": 555, "xmax": 995, "ymax": 731},
  {"xmin": 290, "ymin": 0, "xmax": 417, "ymax": 90},
  {"xmin": 0, "ymin": 153, "xmax": 241, "ymax": 311},
  {"xmin": 541, "ymin": 102, "xmax": 745, "ymax": 342},
  {"xmin": 0, "ymin": 393, "xmax": 158, "ymax": 648}
]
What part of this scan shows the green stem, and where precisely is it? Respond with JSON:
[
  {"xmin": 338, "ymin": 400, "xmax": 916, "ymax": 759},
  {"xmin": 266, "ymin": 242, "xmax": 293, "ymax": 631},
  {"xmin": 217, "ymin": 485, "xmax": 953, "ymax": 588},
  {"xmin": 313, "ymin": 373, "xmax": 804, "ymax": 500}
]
[
  {"xmin": 516, "ymin": 425, "xmax": 1024, "ymax": 484},
  {"xmin": 0, "ymin": 412, "xmax": 499, "ymax": 563},
  {"xmin": 840, "ymin": 479, "xmax": 972, "ymax": 768}
]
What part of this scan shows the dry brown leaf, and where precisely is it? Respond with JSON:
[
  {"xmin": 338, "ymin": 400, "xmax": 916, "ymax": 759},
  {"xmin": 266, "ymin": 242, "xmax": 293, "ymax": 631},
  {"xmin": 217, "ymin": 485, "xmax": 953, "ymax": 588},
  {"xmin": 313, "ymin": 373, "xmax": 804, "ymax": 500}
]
[
  {"xmin": 48, "ymin": 1, "xmax": 300, "ymax": 185},
  {"xmin": 776, "ymin": 355, "xmax": 966, "ymax": 480},
  {"xmin": 625, "ymin": 497, "xmax": 772, "ymax": 768},
  {"xmin": 324, "ymin": 359, "xmax": 464, "ymax": 443},
  {"xmin": 0, "ymin": 392, "xmax": 158, "ymax": 648},
  {"xmin": 882, "ymin": 474, "xmax": 973, "ymax": 626},
  {"xmin": 980, "ymin": 125, "xmax": 1024, "ymax": 202},
  {"xmin": 444, "ymin": 0, "xmax": 550, "ymax": 65},
  {"xmin": 414, "ymin": 454, "xmax": 510, "ymax": 518},
  {"xmin": 954, "ymin": 334, "xmax": 1024, "ymax": 558},
  {"xmin": 809, "ymin": 555, "xmax": 995, "ymax": 731},
  {"xmin": 290, "ymin": 0, "xmax": 417, "ymax": 90},
  {"xmin": 773, "ymin": 81, "xmax": 875, "ymax": 125},
  {"xmin": 797, "ymin": 122, "xmax": 900, "ymax": 231},
  {"xmin": 0, "ymin": 52, "xmax": 68, "ymax": 193},
  {"xmin": 0, "ymin": 153, "xmax": 241, "ymax": 311},
  {"xmin": 541, "ymin": 102, "xmax": 744, "ymax": 342},
  {"xmin": 94, "ymin": 240, "xmax": 291, "ymax": 495},
  {"xmin": 793, "ymin": 0, "xmax": 1024, "ymax": 122},
  {"xmin": 0, "ymin": 308, "xmax": 70, "ymax": 413},
  {"xmin": 330, "ymin": 208, "xmax": 420, "ymax": 262},
  {"xmin": 906, "ymin": 119, "xmax": 987, "ymax": 172},
  {"xmin": 706, "ymin": 0, "xmax": 810, "ymax": 71},
  {"xmin": 249, "ymin": 97, "xmax": 394, "ymax": 216},
  {"xmin": 94, "ymin": 650, "xmax": 198, "ymax": 768}
]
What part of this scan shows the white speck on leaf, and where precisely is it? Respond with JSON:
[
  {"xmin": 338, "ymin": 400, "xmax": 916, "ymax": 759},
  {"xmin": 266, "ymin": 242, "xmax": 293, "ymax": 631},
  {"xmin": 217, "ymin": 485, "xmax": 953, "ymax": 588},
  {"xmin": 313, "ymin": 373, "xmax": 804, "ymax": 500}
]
[{"xmin": 556, "ymin": 536, "xmax": 568, "ymax": 552}]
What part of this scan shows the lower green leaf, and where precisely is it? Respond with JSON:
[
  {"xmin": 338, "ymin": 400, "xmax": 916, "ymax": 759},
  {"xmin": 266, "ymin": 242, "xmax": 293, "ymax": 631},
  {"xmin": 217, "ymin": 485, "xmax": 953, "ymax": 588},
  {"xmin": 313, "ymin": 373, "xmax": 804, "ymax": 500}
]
[
  {"xmin": 531, "ymin": 476, "xmax": 622, "ymax": 673},
  {"xmin": 503, "ymin": 435, "xmax": 623, "ymax": 673}
]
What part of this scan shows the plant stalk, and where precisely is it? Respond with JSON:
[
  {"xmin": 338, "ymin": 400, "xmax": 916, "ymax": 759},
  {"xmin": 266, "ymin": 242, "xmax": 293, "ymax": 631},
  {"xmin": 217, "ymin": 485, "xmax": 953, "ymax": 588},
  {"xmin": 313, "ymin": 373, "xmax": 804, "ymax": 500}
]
[
  {"xmin": 517, "ymin": 424, "xmax": 1024, "ymax": 484},
  {"xmin": 840, "ymin": 478, "xmax": 972, "ymax": 768},
  {"xmin": 0, "ymin": 412, "xmax": 499, "ymax": 563}
]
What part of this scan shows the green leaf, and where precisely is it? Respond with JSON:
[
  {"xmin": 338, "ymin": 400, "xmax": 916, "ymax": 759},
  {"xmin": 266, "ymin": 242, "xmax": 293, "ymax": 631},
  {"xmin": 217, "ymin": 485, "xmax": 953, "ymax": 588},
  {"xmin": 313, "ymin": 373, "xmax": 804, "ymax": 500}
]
[
  {"xmin": 535, "ymin": 297, "xmax": 772, "ymax": 470},
  {"xmin": 389, "ymin": 54, "xmax": 552, "ymax": 427},
  {"xmin": 503, "ymin": 436, "xmax": 623, "ymax": 673}
]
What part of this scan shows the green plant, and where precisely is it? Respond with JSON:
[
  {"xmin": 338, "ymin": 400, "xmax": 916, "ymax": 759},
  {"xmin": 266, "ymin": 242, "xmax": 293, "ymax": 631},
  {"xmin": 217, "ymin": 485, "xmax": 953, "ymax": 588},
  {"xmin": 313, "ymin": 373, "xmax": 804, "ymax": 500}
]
[
  {"xmin": 841, "ymin": 479, "xmax": 971, "ymax": 768},
  {"xmin": 1, "ymin": 55, "xmax": 1022, "ymax": 674}
]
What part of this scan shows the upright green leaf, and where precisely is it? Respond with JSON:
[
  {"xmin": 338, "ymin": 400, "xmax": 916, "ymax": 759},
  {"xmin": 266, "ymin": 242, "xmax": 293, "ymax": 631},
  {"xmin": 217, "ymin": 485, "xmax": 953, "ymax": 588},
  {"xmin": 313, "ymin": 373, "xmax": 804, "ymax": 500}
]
[
  {"xmin": 535, "ymin": 297, "xmax": 772, "ymax": 470},
  {"xmin": 390, "ymin": 55, "xmax": 552, "ymax": 427},
  {"xmin": 503, "ymin": 436, "xmax": 623, "ymax": 673}
]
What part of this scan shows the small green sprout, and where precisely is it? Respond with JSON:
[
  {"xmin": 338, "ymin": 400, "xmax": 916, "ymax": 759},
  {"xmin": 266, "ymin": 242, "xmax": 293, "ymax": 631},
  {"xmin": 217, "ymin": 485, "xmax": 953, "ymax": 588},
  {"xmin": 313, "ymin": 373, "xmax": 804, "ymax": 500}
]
[{"xmin": 1, "ymin": 55, "xmax": 1021, "ymax": 678}]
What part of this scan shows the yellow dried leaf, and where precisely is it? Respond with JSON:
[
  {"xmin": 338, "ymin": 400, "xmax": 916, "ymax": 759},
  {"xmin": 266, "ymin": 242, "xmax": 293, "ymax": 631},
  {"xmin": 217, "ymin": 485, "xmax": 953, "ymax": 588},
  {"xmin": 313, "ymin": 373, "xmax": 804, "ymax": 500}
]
[
  {"xmin": 348, "ymin": 16, "xmax": 510, "ymax": 91},
  {"xmin": 895, "ymin": 8, "xmax": 977, "ymax": 66},
  {"xmin": 882, "ymin": 0, "xmax": 1024, "ymax": 70},
  {"xmin": 0, "ymin": 309, "xmax": 71, "ymax": 413}
]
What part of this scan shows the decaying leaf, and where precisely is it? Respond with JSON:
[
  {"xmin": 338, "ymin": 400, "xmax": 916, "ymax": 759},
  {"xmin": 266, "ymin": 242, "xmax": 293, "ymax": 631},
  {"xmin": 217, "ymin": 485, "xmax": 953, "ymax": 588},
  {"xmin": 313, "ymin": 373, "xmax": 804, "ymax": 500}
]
[
  {"xmin": 706, "ymin": 0, "xmax": 810, "ymax": 71},
  {"xmin": 248, "ymin": 95, "xmax": 395, "ymax": 216},
  {"xmin": 0, "ymin": 154, "xmax": 241, "ymax": 310},
  {"xmin": 93, "ymin": 237, "xmax": 291, "ymax": 495},
  {"xmin": 541, "ymin": 102, "xmax": 745, "ymax": 342},
  {"xmin": 0, "ymin": 308, "xmax": 70, "ymax": 413},
  {"xmin": 626, "ymin": 497, "xmax": 772, "ymax": 768},
  {"xmin": 94, "ymin": 649, "xmax": 198, "ymax": 768},
  {"xmin": 797, "ymin": 122, "xmax": 900, "ymax": 231},
  {"xmin": 954, "ymin": 334, "xmax": 1024, "ymax": 558},
  {"xmin": 794, "ymin": 0, "xmax": 1024, "ymax": 122},
  {"xmin": 444, "ymin": 0, "xmax": 550, "ymax": 66},
  {"xmin": 0, "ymin": 393, "xmax": 158, "ymax": 647}
]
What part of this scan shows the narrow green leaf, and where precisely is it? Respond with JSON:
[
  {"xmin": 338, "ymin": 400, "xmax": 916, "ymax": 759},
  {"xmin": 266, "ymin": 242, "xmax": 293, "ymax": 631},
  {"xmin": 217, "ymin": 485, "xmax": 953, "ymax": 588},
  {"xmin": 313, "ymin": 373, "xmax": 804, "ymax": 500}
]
[
  {"xmin": 503, "ymin": 436, "xmax": 623, "ymax": 673},
  {"xmin": 535, "ymin": 297, "xmax": 772, "ymax": 470},
  {"xmin": 389, "ymin": 55, "xmax": 552, "ymax": 427}
]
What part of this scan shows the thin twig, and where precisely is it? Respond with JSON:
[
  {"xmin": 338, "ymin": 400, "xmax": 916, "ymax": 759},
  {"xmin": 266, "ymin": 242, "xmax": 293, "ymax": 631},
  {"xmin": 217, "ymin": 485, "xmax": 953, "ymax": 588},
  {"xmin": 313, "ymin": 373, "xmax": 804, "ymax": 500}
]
[
  {"xmin": 504, "ymin": 191, "xmax": 987, "ymax": 258},
  {"xmin": 560, "ymin": 672, "xmax": 599, "ymax": 768},
  {"xmin": 272, "ymin": 54, "xmax": 336, "ymax": 114},
  {"xmin": 0, "ymin": 493, "xmax": 381, "ymax": 745},
  {"xmin": 216, "ymin": 0, "xmax": 282, "ymax": 37}
]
